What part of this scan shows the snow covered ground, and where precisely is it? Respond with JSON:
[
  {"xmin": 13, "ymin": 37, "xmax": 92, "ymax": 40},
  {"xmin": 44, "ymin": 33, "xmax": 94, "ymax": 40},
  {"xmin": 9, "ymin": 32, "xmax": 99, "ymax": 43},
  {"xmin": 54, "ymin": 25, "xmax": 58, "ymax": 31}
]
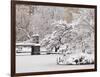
[{"xmin": 16, "ymin": 55, "xmax": 94, "ymax": 73}]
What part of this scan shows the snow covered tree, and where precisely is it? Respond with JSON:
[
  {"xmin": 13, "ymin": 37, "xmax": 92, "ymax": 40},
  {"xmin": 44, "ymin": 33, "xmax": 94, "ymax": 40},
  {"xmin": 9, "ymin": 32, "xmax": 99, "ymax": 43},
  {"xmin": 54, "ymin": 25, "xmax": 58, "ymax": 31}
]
[{"xmin": 41, "ymin": 20, "xmax": 73, "ymax": 53}]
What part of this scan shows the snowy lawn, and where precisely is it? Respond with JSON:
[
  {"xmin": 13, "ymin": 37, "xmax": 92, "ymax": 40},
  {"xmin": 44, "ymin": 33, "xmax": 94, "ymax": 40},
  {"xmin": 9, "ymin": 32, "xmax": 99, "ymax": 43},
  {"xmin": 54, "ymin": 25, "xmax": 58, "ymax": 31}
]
[{"xmin": 16, "ymin": 54, "xmax": 94, "ymax": 73}]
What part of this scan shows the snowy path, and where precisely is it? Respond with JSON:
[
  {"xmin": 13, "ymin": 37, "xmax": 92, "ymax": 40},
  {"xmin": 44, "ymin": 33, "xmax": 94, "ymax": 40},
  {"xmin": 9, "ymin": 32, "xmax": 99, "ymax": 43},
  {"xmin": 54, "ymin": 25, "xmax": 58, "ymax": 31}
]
[{"xmin": 16, "ymin": 55, "xmax": 94, "ymax": 73}]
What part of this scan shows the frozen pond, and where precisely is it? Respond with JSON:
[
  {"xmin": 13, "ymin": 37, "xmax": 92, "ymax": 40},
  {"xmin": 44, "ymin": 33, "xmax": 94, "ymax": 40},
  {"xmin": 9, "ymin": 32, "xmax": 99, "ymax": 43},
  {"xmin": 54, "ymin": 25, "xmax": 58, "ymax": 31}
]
[{"xmin": 16, "ymin": 55, "xmax": 94, "ymax": 73}]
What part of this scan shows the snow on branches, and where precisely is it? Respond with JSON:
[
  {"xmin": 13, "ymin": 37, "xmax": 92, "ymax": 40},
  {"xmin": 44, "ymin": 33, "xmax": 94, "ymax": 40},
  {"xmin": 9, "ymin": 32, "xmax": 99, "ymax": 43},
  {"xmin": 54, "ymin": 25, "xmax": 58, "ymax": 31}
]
[{"xmin": 41, "ymin": 20, "xmax": 73, "ymax": 53}]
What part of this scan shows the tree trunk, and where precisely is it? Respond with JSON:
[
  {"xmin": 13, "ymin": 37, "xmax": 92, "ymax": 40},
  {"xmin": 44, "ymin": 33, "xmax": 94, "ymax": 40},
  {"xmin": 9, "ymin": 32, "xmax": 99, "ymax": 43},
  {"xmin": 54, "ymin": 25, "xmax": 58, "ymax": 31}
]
[{"xmin": 55, "ymin": 46, "xmax": 60, "ymax": 52}]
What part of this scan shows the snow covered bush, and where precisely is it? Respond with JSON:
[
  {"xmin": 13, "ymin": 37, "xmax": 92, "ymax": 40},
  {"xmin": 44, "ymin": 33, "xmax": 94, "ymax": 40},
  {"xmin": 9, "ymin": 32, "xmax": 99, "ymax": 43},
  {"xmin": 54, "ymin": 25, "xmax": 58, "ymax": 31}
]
[
  {"xmin": 81, "ymin": 53, "xmax": 94, "ymax": 64},
  {"xmin": 57, "ymin": 53, "xmax": 94, "ymax": 65}
]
